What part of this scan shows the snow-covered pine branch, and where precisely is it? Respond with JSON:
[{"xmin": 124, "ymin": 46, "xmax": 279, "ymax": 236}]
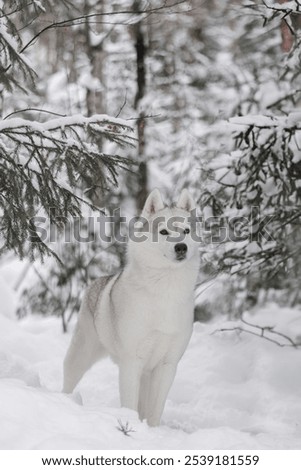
[
  {"xmin": 0, "ymin": 114, "xmax": 135, "ymax": 261},
  {"xmin": 205, "ymin": 110, "xmax": 301, "ymax": 283}
]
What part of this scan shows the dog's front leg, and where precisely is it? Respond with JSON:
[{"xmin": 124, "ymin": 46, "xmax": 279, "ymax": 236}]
[
  {"xmin": 147, "ymin": 362, "xmax": 177, "ymax": 427},
  {"xmin": 118, "ymin": 360, "xmax": 142, "ymax": 412},
  {"xmin": 138, "ymin": 370, "xmax": 152, "ymax": 421}
]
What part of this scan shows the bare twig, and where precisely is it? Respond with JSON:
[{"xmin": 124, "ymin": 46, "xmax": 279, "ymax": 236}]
[
  {"xmin": 115, "ymin": 91, "xmax": 128, "ymax": 119},
  {"xmin": 20, "ymin": 1, "xmax": 190, "ymax": 54},
  {"xmin": 212, "ymin": 314, "xmax": 301, "ymax": 348},
  {"xmin": 240, "ymin": 316, "xmax": 298, "ymax": 347},
  {"xmin": 3, "ymin": 108, "xmax": 67, "ymax": 120},
  {"xmin": 116, "ymin": 419, "xmax": 136, "ymax": 437},
  {"xmin": 266, "ymin": 89, "xmax": 301, "ymax": 109}
]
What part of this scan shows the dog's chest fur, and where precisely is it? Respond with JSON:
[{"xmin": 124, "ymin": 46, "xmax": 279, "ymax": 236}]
[
  {"xmin": 116, "ymin": 267, "xmax": 194, "ymax": 329},
  {"xmin": 93, "ymin": 266, "xmax": 196, "ymax": 369}
]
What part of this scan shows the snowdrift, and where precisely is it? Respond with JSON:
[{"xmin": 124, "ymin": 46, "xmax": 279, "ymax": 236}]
[{"xmin": 1, "ymin": 273, "xmax": 301, "ymax": 449}]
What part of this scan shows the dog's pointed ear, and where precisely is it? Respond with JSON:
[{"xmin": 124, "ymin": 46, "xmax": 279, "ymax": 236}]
[
  {"xmin": 141, "ymin": 189, "xmax": 164, "ymax": 218},
  {"xmin": 176, "ymin": 189, "xmax": 196, "ymax": 212}
]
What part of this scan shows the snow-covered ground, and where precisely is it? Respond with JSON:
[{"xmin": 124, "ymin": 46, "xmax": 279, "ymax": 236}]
[{"xmin": 1, "ymin": 266, "xmax": 301, "ymax": 450}]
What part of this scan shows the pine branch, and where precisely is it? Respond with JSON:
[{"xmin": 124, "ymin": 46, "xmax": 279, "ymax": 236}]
[
  {"xmin": 0, "ymin": 15, "xmax": 37, "ymax": 90},
  {"xmin": 0, "ymin": 115, "xmax": 135, "ymax": 260}
]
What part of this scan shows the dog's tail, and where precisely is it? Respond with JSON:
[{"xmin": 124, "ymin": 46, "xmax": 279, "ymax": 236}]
[{"xmin": 62, "ymin": 277, "xmax": 112, "ymax": 393}]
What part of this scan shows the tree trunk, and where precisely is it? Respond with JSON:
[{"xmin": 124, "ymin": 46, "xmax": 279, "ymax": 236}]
[
  {"xmin": 132, "ymin": 0, "xmax": 148, "ymax": 212},
  {"xmin": 83, "ymin": 0, "xmax": 106, "ymax": 207},
  {"xmin": 278, "ymin": 0, "xmax": 294, "ymax": 52}
]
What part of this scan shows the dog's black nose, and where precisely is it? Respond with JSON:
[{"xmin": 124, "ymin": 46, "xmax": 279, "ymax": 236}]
[{"xmin": 175, "ymin": 243, "xmax": 187, "ymax": 258}]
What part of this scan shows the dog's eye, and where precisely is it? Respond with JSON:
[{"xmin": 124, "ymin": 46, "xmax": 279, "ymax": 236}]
[
  {"xmin": 184, "ymin": 228, "xmax": 190, "ymax": 234},
  {"xmin": 159, "ymin": 229, "xmax": 169, "ymax": 235}
]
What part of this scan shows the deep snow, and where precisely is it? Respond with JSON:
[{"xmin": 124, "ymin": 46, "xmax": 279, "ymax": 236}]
[{"xmin": 1, "ymin": 265, "xmax": 301, "ymax": 450}]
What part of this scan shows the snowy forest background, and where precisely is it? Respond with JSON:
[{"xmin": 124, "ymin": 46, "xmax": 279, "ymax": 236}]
[{"xmin": 2, "ymin": 0, "xmax": 301, "ymax": 450}]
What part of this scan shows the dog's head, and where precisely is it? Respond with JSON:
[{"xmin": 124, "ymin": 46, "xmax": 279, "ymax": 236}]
[{"xmin": 128, "ymin": 189, "xmax": 200, "ymax": 269}]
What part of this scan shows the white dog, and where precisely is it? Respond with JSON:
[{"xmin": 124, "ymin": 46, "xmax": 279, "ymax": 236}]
[{"xmin": 63, "ymin": 189, "xmax": 200, "ymax": 426}]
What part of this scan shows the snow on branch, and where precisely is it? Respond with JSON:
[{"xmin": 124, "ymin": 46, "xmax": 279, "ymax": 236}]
[
  {"xmin": 0, "ymin": 114, "xmax": 135, "ymax": 148},
  {"xmin": 229, "ymin": 111, "xmax": 301, "ymax": 130},
  {"xmin": 262, "ymin": 0, "xmax": 301, "ymax": 14},
  {"xmin": 246, "ymin": 0, "xmax": 301, "ymax": 18}
]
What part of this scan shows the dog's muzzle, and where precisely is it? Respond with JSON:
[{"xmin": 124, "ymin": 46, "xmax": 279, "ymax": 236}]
[{"xmin": 175, "ymin": 243, "xmax": 187, "ymax": 260}]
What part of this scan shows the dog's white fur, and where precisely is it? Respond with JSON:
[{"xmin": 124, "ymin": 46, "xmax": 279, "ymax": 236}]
[{"xmin": 63, "ymin": 189, "xmax": 200, "ymax": 426}]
